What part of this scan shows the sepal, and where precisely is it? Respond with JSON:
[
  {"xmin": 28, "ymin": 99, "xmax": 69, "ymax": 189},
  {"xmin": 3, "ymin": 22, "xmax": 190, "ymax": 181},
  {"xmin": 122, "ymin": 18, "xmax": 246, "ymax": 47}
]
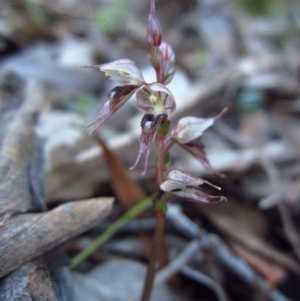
[
  {"xmin": 160, "ymin": 170, "xmax": 226, "ymax": 204},
  {"xmin": 82, "ymin": 59, "xmax": 144, "ymax": 86},
  {"xmin": 85, "ymin": 85, "xmax": 138, "ymax": 134}
]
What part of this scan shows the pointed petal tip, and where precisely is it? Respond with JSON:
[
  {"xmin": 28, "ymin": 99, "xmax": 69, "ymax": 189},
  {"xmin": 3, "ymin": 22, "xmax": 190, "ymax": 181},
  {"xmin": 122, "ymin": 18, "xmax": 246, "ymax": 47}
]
[
  {"xmin": 221, "ymin": 196, "xmax": 227, "ymax": 202},
  {"xmin": 80, "ymin": 65, "xmax": 99, "ymax": 69},
  {"xmin": 216, "ymin": 107, "xmax": 228, "ymax": 119},
  {"xmin": 129, "ymin": 151, "xmax": 142, "ymax": 171}
]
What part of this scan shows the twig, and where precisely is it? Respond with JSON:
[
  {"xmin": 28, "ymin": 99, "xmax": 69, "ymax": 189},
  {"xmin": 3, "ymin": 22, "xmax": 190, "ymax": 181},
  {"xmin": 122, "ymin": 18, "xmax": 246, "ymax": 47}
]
[
  {"xmin": 154, "ymin": 239, "xmax": 228, "ymax": 301},
  {"xmin": 181, "ymin": 266, "xmax": 228, "ymax": 301},
  {"xmin": 259, "ymin": 156, "xmax": 300, "ymax": 261},
  {"xmin": 209, "ymin": 233, "xmax": 292, "ymax": 301},
  {"xmin": 154, "ymin": 240, "xmax": 200, "ymax": 284},
  {"xmin": 214, "ymin": 115, "xmax": 300, "ymax": 261},
  {"xmin": 165, "ymin": 205, "xmax": 292, "ymax": 301}
]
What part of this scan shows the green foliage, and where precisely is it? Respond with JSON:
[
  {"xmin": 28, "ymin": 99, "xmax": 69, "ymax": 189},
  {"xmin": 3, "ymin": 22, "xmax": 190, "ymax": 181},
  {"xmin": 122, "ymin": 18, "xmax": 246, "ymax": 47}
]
[
  {"xmin": 62, "ymin": 96, "xmax": 93, "ymax": 115},
  {"xmin": 164, "ymin": 152, "xmax": 171, "ymax": 168},
  {"xmin": 236, "ymin": 89, "xmax": 265, "ymax": 113},
  {"xmin": 26, "ymin": 0, "xmax": 46, "ymax": 24},
  {"xmin": 235, "ymin": 0, "xmax": 278, "ymax": 15},
  {"xmin": 197, "ymin": 52, "xmax": 209, "ymax": 68},
  {"xmin": 92, "ymin": 0, "xmax": 129, "ymax": 34}
]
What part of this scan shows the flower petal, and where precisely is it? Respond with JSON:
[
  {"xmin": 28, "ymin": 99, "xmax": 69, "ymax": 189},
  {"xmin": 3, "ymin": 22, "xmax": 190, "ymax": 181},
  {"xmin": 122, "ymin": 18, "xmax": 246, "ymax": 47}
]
[
  {"xmin": 170, "ymin": 188, "xmax": 225, "ymax": 204},
  {"xmin": 160, "ymin": 170, "xmax": 220, "ymax": 192},
  {"xmin": 179, "ymin": 140, "xmax": 221, "ymax": 176},
  {"xmin": 159, "ymin": 42, "xmax": 175, "ymax": 63},
  {"xmin": 173, "ymin": 108, "xmax": 227, "ymax": 144},
  {"xmin": 134, "ymin": 83, "xmax": 176, "ymax": 115},
  {"xmin": 130, "ymin": 114, "xmax": 167, "ymax": 174},
  {"xmin": 134, "ymin": 86, "xmax": 155, "ymax": 114},
  {"xmin": 160, "ymin": 170, "xmax": 225, "ymax": 204},
  {"xmin": 85, "ymin": 85, "xmax": 138, "ymax": 134},
  {"xmin": 82, "ymin": 59, "xmax": 144, "ymax": 85}
]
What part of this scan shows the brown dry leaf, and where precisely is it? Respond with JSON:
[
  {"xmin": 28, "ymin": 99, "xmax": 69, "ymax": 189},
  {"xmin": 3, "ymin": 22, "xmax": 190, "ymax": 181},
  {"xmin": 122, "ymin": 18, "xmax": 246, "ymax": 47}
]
[
  {"xmin": 286, "ymin": 176, "xmax": 300, "ymax": 206},
  {"xmin": 94, "ymin": 135, "xmax": 145, "ymax": 209},
  {"xmin": 230, "ymin": 241, "xmax": 287, "ymax": 288},
  {"xmin": 276, "ymin": 114, "xmax": 300, "ymax": 155},
  {"xmin": 200, "ymin": 200, "xmax": 300, "ymax": 274},
  {"xmin": 238, "ymin": 111, "xmax": 272, "ymax": 146}
]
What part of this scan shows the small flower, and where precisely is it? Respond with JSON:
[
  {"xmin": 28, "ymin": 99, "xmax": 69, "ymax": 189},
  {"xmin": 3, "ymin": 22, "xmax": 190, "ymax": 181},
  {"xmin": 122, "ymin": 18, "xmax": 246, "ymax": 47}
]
[
  {"xmin": 81, "ymin": 59, "xmax": 145, "ymax": 86},
  {"xmin": 172, "ymin": 108, "xmax": 227, "ymax": 173},
  {"xmin": 134, "ymin": 83, "xmax": 176, "ymax": 115},
  {"xmin": 85, "ymin": 85, "xmax": 138, "ymax": 134},
  {"xmin": 130, "ymin": 114, "xmax": 167, "ymax": 174},
  {"xmin": 160, "ymin": 170, "xmax": 226, "ymax": 204},
  {"xmin": 173, "ymin": 108, "xmax": 227, "ymax": 144}
]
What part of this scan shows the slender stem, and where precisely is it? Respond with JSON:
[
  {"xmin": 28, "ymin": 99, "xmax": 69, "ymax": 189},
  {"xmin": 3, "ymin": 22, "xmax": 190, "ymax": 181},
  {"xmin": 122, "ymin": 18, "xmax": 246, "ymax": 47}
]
[
  {"xmin": 155, "ymin": 132, "xmax": 166, "ymax": 185},
  {"xmin": 141, "ymin": 123, "xmax": 169, "ymax": 301},
  {"xmin": 141, "ymin": 207, "xmax": 166, "ymax": 301}
]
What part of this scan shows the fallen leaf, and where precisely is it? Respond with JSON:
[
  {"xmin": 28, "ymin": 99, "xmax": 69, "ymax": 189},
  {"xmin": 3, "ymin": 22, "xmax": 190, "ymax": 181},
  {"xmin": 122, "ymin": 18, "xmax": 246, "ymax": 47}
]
[{"xmin": 230, "ymin": 241, "xmax": 287, "ymax": 288}]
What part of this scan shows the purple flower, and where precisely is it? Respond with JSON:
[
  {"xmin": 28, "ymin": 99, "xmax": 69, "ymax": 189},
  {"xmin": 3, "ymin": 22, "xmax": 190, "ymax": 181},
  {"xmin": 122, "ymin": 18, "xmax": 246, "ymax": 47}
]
[
  {"xmin": 82, "ymin": 59, "xmax": 145, "ymax": 86},
  {"xmin": 82, "ymin": 28, "xmax": 178, "ymax": 172},
  {"xmin": 160, "ymin": 170, "xmax": 226, "ymax": 204},
  {"xmin": 85, "ymin": 85, "xmax": 138, "ymax": 134},
  {"xmin": 134, "ymin": 83, "xmax": 176, "ymax": 115},
  {"xmin": 172, "ymin": 108, "xmax": 227, "ymax": 173},
  {"xmin": 130, "ymin": 114, "xmax": 167, "ymax": 174}
]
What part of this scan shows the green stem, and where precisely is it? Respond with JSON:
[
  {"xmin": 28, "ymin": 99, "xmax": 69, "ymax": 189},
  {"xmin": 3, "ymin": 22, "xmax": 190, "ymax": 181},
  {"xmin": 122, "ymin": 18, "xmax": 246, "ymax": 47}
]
[{"xmin": 69, "ymin": 197, "xmax": 152, "ymax": 269}]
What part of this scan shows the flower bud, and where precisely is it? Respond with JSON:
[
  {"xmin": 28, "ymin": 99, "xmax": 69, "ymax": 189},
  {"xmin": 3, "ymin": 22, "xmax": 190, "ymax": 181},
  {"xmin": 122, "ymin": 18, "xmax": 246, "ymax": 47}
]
[
  {"xmin": 159, "ymin": 42, "xmax": 175, "ymax": 63},
  {"xmin": 147, "ymin": 0, "xmax": 162, "ymax": 47}
]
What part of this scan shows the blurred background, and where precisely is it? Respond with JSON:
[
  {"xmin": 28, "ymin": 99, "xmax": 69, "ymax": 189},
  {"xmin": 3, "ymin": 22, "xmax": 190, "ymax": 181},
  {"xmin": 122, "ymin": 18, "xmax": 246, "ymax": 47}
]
[{"xmin": 1, "ymin": 0, "xmax": 300, "ymax": 300}]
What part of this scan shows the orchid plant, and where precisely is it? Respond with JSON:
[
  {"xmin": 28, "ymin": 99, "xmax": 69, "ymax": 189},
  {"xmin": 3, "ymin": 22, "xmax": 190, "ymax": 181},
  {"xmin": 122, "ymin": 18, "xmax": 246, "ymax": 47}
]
[{"xmin": 82, "ymin": 1, "xmax": 226, "ymax": 300}]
